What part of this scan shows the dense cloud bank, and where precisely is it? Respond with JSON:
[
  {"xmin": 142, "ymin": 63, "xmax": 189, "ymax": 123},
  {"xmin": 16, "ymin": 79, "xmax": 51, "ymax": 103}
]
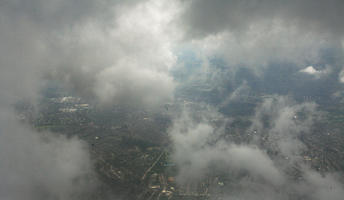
[
  {"xmin": 1, "ymin": 0, "xmax": 179, "ymax": 108},
  {"xmin": 178, "ymin": 0, "xmax": 344, "ymax": 74},
  {"xmin": 46, "ymin": 0, "xmax": 180, "ymax": 107},
  {"xmin": 181, "ymin": 0, "xmax": 344, "ymax": 37},
  {"xmin": 0, "ymin": 0, "xmax": 179, "ymax": 199}
]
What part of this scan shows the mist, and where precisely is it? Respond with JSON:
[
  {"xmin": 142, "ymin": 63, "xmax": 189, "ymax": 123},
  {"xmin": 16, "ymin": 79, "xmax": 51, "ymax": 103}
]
[
  {"xmin": 1, "ymin": 0, "xmax": 344, "ymax": 199},
  {"xmin": 168, "ymin": 97, "xmax": 344, "ymax": 199},
  {"xmin": 0, "ymin": 0, "xmax": 179, "ymax": 199}
]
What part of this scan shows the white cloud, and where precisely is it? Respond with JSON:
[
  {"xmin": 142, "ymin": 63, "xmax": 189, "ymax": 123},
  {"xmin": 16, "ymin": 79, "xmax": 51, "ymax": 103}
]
[
  {"xmin": 188, "ymin": 21, "xmax": 332, "ymax": 70},
  {"xmin": 169, "ymin": 108, "xmax": 284, "ymax": 185},
  {"xmin": 47, "ymin": 0, "xmax": 182, "ymax": 108},
  {"xmin": 339, "ymin": 69, "xmax": 344, "ymax": 83},
  {"xmin": 300, "ymin": 66, "xmax": 320, "ymax": 74},
  {"xmin": 300, "ymin": 65, "xmax": 332, "ymax": 78}
]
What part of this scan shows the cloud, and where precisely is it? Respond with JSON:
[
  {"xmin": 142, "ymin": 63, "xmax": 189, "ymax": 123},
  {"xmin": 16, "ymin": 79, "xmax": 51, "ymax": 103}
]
[
  {"xmin": 0, "ymin": 0, "xmax": 181, "ymax": 199},
  {"xmin": 184, "ymin": 21, "xmax": 334, "ymax": 70},
  {"xmin": 168, "ymin": 96, "xmax": 344, "ymax": 199},
  {"xmin": 0, "ymin": 0, "xmax": 180, "ymax": 108},
  {"xmin": 300, "ymin": 66, "xmax": 321, "ymax": 74},
  {"xmin": 339, "ymin": 68, "xmax": 344, "ymax": 83},
  {"xmin": 302, "ymin": 171, "xmax": 344, "ymax": 200},
  {"xmin": 299, "ymin": 65, "xmax": 332, "ymax": 79},
  {"xmin": 249, "ymin": 96, "xmax": 319, "ymax": 161},
  {"xmin": 1, "ymin": 0, "xmax": 344, "ymax": 199},
  {"xmin": 0, "ymin": 111, "xmax": 97, "ymax": 200},
  {"xmin": 180, "ymin": 0, "xmax": 344, "ymax": 39},
  {"xmin": 169, "ymin": 107, "xmax": 284, "ymax": 186},
  {"xmin": 175, "ymin": 0, "xmax": 344, "ymax": 73},
  {"xmin": 43, "ymin": 0, "xmax": 181, "ymax": 108},
  {"xmin": 0, "ymin": 0, "xmax": 104, "ymax": 197}
]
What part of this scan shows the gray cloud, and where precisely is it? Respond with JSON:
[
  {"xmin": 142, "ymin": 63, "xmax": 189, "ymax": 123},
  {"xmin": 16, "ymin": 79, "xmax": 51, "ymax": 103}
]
[
  {"xmin": 176, "ymin": 0, "xmax": 344, "ymax": 71},
  {"xmin": 0, "ymin": 0, "xmax": 180, "ymax": 199},
  {"xmin": 169, "ymin": 107, "xmax": 284, "ymax": 186},
  {"xmin": 0, "ymin": 0, "xmax": 104, "ymax": 197},
  {"xmin": 180, "ymin": 0, "xmax": 344, "ymax": 39},
  {"xmin": 44, "ymin": 0, "xmax": 179, "ymax": 108},
  {"xmin": 168, "ymin": 96, "xmax": 344, "ymax": 199},
  {"xmin": 1, "ymin": 0, "xmax": 179, "ymax": 108},
  {"xmin": 0, "ymin": 113, "xmax": 97, "ymax": 200},
  {"xmin": 0, "ymin": 0, "xmax": 143, "ymax": 30},
  {"xmin": 249, "ymin": 96, "xmax": 319, "ymax": 162}
]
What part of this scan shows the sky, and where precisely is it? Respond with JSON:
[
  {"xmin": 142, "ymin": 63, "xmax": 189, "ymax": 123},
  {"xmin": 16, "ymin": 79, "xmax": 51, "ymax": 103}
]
[{"xmin": 1, "ymin": 0, "xmax": 344, "ymax": 199}]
